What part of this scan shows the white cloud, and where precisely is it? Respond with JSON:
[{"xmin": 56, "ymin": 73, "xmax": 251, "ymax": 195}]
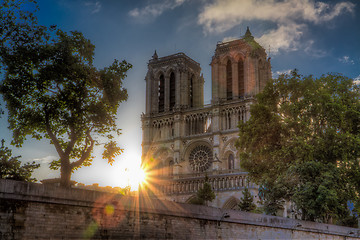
[
  {"xmin": 304, "ymin": 40, "xmax": 328, "ymax": 58},
  {"xmin": 257, "ymin": 23, "xmax": 304, "ymax": 54},
  {"xmin": 32, "ymin": 155, "xmax": 58, "ymax": 164},
  {"xmin": 222, "ymin": 36, "xmax": 238, "ymax": 43},
  {"xmin": 197, "ymin": 0, "xmax": 354, "ymax": 54},
  {"xmin": 338, "ymin": 56, "xmax": 355, "ymax": 64},
  {"xmin": 85, "ymin": 1, "xmax": 101, "ymax": 14},
  {"xmin": 272, "ymin": 69, "xmax": 293, "ymax": 78},
  {"xmin": 354, "ymin": 75, "xmax": 360, "ymax": 85},
  {"xmin": 129, "ymin": 0, "xmax": 187, "ymax": 20}
]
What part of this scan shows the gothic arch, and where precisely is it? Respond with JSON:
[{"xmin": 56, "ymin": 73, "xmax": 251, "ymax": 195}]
[
  {"xmin": 185, "ymin": 195, "xmax": 197, "ymax": 204},
  {"xmin": 219, "ymin": 55, "xmax": 235, "ymax": 66},
  {"xmin": 153, "ymin": 69, "xmax": 166, "ymax": 79},
  {"xmin": 183, "ymin": 140, "xmax": 213, "ymax": 160},
  {"xmin": 220, "ymin": 137, "xmax": 238, "ymax": 158},
  {"xmin": 153, "ymin": 147, "xmax": 173, "ymax": 162},
  {"xmin": 222, "ymin": 196, "xmax": 240, "ymax": 210},
  {"xmin": 233, "ymin": 53, "xmax": 246, "ymax": 63},
  {"xmin": 165, "ymin": 68, "xmax": 177, "ymax": 78},
  {"xmin": 151, "ymin": 147, "xmax": 174, "ymax": 175}
]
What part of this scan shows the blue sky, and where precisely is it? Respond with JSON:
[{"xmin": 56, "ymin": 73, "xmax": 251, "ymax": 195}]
[{"xmin": 1, "ymin": 0, "xmax": 359, "ymax": 187}]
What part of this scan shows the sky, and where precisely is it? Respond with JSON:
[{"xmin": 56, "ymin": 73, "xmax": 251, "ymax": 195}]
[{"xmin": 1, "ymin": 0, "xmax": 360, "ymax": 188}]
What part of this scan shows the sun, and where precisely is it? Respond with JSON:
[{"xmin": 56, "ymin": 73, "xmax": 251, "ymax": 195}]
[
  {"xmin": 129, "ymin": 167, "xmax": 146, "ymax": 191},
  {"xmin": 125, "ymin": 166, "xmax": 147, "ymax": 191}
]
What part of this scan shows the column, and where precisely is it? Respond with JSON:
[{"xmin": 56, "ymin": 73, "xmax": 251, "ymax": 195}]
[
  {"xmin": 175, "ymin": 69, "xmax": 181, "ymax": 109},
  {"xmin": 211, "ymin": 61, "xmax": 219, "ymax": 103},
  {"xmin": 145, "ymin": 73, "xmax": 152, "ymax": 114},
  {"xmin": 232, "ymin": 61, "xmax": 239, "ymax": 99},
  {"xmin": 164, "ymin": 75, "xmax": 170, "ymax": 111},
  {"xmin": 180, "ymin": 70, "xmax": 189, "ymax": 107},
  {"xmin": 152, "ymin": 76, "xmax": 159, "ymax": 113}
]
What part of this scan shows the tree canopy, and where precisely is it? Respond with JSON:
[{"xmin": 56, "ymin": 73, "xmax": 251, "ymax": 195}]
[
  {"xmin": 0, "ymin": 139, "xmax": 39, "ymax": 182},
  {"xmin": 237, "ymin": 70, "xmax": 360, "ymax": 226},
  {"xmin": 0, "ymin": 0, "xmax": 132, "ymax": 187}
]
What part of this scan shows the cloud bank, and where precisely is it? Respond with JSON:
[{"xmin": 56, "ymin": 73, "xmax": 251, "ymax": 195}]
[
  {"xmin": 32, "ymin": 155, "xmax": 58, "ymax": 164},
  {"xmin": 129, "ymin": 0, "xmax": 187, "ymax": 20},
  {"xmin": 198, "ymin": 0, "xmax": 354, "ymax": 54},
  {"xmin": 85, "ymin": 1, "xmax": 101, "ymax": 14},
  {"xmin": 338, "ymin": 56, "xmax": 355, "ymax": 65}
]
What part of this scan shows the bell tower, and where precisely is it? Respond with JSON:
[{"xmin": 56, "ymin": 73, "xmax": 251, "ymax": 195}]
[
  {"xmin": 144, "ymin": 52, "xmax": 203, "ymax": 115},
  {"xmin": 211, "ymin": 27, "xmax": 271, "ymax": 103},
  {"xmin": 142, "ymin": 52, "xmax": 204, "ymax": 175}
]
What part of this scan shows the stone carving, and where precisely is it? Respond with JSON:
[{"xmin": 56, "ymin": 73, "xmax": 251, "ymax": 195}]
[
  {"xmin": 189, "ymin": 145, "xmax": 213, "ymax": 172},
  {"xmin": 152, "ymin": 117, "xmax": 174, "ymax": 127}
]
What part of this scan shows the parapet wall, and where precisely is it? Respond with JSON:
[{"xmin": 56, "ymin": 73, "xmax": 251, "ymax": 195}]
[{"xmin": 0, "ymin": 179, "xmax": 359, "ymax": 239}]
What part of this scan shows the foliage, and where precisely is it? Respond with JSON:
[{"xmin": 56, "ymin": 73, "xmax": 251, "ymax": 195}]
[
  {"xmin": 238, "ymin": 187, "xmax": 256, "ymax": 212},
  {"xmin": 188, "ymin": 196, "xmax": 205, "ymax": 205},
  {"xmin": 236, "ymin": 70, "xmax": 360, "ymax": 225},
  {"xmin": 0, "ymin": 139, "xmax": 39, "ymax": 182},
  {"xmin": 0, "ymin": 1, "xmax": 132, "ymax": 187},
  {"xmin": 192, "ymin": 175, "xmax": 215, "ymax": 206},
  {"xmin": 1, "ymin": 0, "xmax": 45, "ymax": 115}
]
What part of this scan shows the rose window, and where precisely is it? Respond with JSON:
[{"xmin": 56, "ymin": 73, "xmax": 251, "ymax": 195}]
[{"xmin": 189, "ymin": 145, "xmax": 213, "ymax": 172}]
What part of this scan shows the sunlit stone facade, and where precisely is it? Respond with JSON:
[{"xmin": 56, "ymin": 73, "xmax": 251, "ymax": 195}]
[{"xmin": 141, "ymin": 28, "xmax": 271, "ymax": 209}]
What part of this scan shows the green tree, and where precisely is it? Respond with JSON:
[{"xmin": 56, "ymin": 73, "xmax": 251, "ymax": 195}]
[
  {"xmin": 238, "ymin": 187, "xmax": 256, "ymax": 212},
  {"xmin": 236, "ymin": 70, "xmax": 360, "ymax": 225},
  {"xmin": 0, "ymin": 2, "xmax": 132, "ymax": 187},
  {"xmin": 0, "ymin": 139, "xmax": 39, "ymax": 182},
  {"xmin": 193, "ymin": 175, "xmax": 216, "ymax": 206}
]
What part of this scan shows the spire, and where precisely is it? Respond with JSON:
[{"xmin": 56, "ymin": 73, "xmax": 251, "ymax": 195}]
[
  {"xmin": 243, "ymin": 26, "xmax": 254, "ymax": 40},
  {"xmin": 152, "ymin": 50, "xmax": 158, "ymax": 60}
]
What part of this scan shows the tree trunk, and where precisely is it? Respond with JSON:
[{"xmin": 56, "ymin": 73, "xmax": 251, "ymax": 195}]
[{"xmin": 60, "ymin": 159, "xmax": 72, "ymax": 188}]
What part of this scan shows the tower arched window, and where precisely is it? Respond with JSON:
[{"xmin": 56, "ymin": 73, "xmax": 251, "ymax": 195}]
[
  {"xmin": 238, "ymin": 59, "xmax": 244, "ymax": 98},
  {"xmin": 189, "ymin": 75, "xmax": 194, "ymax": 108},
  {"xmin": 168, "ymin": 160, "xmax": 174, "ymax": 176},
  {"xmin": 226, "ymin": 60, "xmax": 233, "ymax": 100},
  {"xmin": 158, "ymin": 74, "xmax": 165, "ymax": 112},
  {"xmin": 228, "ymin": 153, "xmax": 234, "ymax": 170},
  {"xmin": 170, "ymin": 72, "xmax": 176, "ymax": 111}
]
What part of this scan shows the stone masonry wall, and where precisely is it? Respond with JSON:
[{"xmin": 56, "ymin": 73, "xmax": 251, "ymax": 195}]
[{"xmin": 0, "ymin": 179, "xmax": 359, "ymax": 239}]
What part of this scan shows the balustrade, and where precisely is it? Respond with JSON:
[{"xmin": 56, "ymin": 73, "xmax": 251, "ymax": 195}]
[{"xmin": 157, "ymin": 173, "xmax": 251, "ymax": 195}]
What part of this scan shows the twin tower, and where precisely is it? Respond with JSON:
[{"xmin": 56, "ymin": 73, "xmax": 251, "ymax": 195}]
[{"xmin": 141, "ymin": 28, "xmax": 271, "ymax": 208}]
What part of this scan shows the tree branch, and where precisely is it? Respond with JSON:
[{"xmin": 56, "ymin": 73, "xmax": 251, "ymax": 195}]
[
  {"xmin": 44, "ymin": 105, "xmax": 64, "ymax": 158},
  {"xmin": 70, "ymin": 130, "xmax": 94, "ymax": 169},
  {"xmin": 64, "ymin": 125, "xmax": 77, "ymax": 157}
]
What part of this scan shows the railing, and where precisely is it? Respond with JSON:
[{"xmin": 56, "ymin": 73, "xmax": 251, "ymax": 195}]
[{"xmin": 157, "ymin": 172, "xmax": 252, "ymax": 195}]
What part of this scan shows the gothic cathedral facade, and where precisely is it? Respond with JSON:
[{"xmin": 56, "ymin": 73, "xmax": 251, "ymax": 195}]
[{"xmin": 141, "ymin": 28, "xmax": 271, "ymax": 209}]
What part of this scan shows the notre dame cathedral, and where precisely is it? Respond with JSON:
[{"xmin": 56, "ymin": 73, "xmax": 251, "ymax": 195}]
[{"xmin": 141, "ymin": 28, "xmax": 271, "ymax": 209}]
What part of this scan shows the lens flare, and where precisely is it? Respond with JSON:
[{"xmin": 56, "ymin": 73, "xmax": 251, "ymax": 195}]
[{"xmin": 125, "ymin": 166, "xmax": 147, "ymax": 191}]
